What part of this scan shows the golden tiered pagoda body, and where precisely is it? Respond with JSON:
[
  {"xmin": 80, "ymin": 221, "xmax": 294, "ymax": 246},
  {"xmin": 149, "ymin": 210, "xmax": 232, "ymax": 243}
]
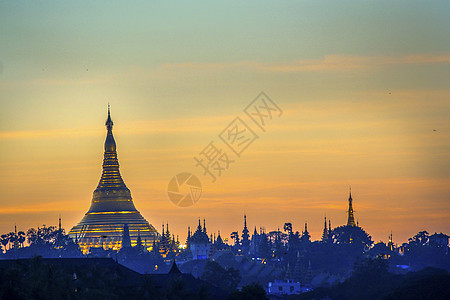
[{"xmin": 69, "ymin": 107, "xmax": 159, "ymax": 252}]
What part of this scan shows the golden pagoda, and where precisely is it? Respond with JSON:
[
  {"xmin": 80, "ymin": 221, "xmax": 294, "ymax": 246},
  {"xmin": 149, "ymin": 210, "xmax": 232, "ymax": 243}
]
[
  {"xmin": 347, "ymin": 187, "xmax": 356, "ymax": 227},
  {"xmin": 69, "ymin": 106, "xmax": 159, "ymax": 252}
]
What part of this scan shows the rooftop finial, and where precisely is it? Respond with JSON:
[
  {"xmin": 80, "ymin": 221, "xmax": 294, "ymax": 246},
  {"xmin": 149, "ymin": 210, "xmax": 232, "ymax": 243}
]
[
  {"xmin": 322, "ymin": 215, "xmax": 329, "ymax": 241},
  {"xmin": 347, "ymin": 187, "xmax": 356, "ymax": 227},
  {"xmin": 106, "ymin": 104, "xmax": 113, "ymax": 130}
]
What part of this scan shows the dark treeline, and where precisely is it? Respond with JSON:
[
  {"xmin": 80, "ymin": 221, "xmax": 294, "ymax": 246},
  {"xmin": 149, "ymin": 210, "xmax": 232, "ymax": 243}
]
[
  {"xmin": 1, "ymin": 224, "xmax": 449, "ymax": 299},
  {"xmin": 290, "ymin": 257, "xmax": 450, "ymax": 300},
  {"xmin": 1, "ymin": 225, "xmax": 82, "ymax": 259},
  {"xmin": 0, "ymin": 256, "xmax": 269, "ymax": 300}
]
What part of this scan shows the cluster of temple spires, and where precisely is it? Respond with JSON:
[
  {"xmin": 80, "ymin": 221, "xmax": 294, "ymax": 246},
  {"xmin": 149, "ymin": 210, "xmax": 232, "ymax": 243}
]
[
  {"xmin": 117, "ymin": 186, "xmax": 359, "ymax": 255},
  {"xmin": 185, "ymin": 188, "xmax": 357, "ymax": 249},
  {"xmin": 321, "ymin": 188, "xmax": 358, "ymax": 241}
]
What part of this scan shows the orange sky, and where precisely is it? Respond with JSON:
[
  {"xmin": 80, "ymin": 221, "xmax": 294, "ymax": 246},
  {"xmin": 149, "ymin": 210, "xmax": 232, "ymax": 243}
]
[{"xmin": 1, "ymin": 1, "xmax": 449, "ymax": 245}]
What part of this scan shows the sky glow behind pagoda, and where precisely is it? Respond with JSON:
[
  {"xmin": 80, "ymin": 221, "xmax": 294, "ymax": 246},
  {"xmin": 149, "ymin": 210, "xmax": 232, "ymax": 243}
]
[{"xmin": 0, "ymin": 1, "xmax": 449, "ymax": 244}]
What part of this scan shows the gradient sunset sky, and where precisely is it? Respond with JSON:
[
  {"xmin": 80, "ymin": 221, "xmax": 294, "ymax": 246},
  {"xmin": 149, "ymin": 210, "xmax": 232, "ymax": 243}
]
[{"xmin": 1, "ymin": 1, "xmax": 449, "ymax": 245}]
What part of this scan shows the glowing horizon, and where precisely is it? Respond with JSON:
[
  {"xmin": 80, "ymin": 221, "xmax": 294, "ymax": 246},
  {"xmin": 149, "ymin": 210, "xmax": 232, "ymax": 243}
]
[{"xmin": 1, "ymin": 1, "xmax": 449, "ymax": 245}]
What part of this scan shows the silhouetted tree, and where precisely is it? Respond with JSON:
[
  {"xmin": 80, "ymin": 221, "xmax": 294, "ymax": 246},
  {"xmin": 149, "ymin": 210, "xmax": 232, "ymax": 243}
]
[
  {"xmin": 230, "ymin": 231, "xmax": 240, "ymax": 246},
  {"xmin": 330, "ymin": 225, "xmax": 373, "ymax": 252},
  {"xmin": 27, "ymin": 225, "xmax": 59, "ymax": 247},
  {"xmin": 284, "ymin": 223, "xmax": 293, "ymax": 235},
  {"xmin": 17, "ymin": 231, "xmax": 26, "ymax": 248},
  {"xmin": 408, "ymin": 231, "xmax": 429, "ymax": 247},
  {"xmin": 259, "ymin": 232, "xmax": 272, "ymax": 260},
  {"xmin": 1, "ymin": 234, "xmax": 9, "ymax": 251}
]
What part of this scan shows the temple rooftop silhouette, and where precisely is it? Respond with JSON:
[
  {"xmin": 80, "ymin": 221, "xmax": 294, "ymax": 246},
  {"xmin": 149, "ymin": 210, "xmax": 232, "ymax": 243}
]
[{"xmin": 69, "ymin": 106, "xmax": 159, "ymax": 252}]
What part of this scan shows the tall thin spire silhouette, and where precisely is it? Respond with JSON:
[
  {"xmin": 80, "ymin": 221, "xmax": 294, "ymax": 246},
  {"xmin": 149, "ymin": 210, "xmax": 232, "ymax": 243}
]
[
  {"xmin": 347, "ymin": 186, "xmax": 356, "ymax": 227},
  {"xmin": 322, "ymin": 215, "xmax": 328, "ymax": 241}
]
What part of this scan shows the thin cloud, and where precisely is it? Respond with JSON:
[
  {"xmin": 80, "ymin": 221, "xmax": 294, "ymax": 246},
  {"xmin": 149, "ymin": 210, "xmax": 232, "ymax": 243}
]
[
  {"xmin": 160, "ymin": 53, "xmax": 450, "ymax": 73},
  {"xmin": 0, "ymin": 126, "xmax": 102, "ymax": 140},
  {"xmin": 0, "ymin": 114, "xmax": 231, "ymax": 140},
  {"xmin": 0, "ymin": 200, "xmax": 79, "ymax": 215},
  {"xmin": 2, "ymin": 54, "xmax": 448, "ymax": 89}
]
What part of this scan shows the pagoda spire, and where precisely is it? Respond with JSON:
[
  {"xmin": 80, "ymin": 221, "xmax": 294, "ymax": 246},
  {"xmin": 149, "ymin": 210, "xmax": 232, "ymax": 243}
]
[
  {"xmin": 242, "ymin": 215, "xmax": 249, "ymax": 238},
  {"xmin": 302, "ymin": 221, "xmax": 311, "ymax": 242},
  {"xmin": 169, "ymin": 259, "xmax": 181, "ymax": 274},
  {"xmin": 106, "ymin": 103, "xmax": 113, "ymax": 130},
  {"xmin": 197, "ymin": 218, "xmax": 202, "ymax": 232},
  {"xmin": 122, "ymin": 224, "xmax": 131, "ymax": 248},
  {"xmin": 14, "ymin": 224, "xmax": 19, "ymax": 250},
  {"xmin": 347, "ymin": 187, "xmax": 356, "ymax": 227},
  {"xmin": 321, "ymin": 215, "xmax": 328, "ymax": 241},
  {"xmin": 89, "ymin": 105, "xmax": 136, "ymax": 213},
  {"xmin": 388, "ymin": 231, "xmax": 394, "ymax": 251},
  {"xmin": 68, "ymin": 107, "xmax": 158, "ymax": 252},
  {"xmin": 242, "ymin": 214, "xmax": 250, "ymax": 250},
  {"xmin": 186, "ymin": 226, "xmax": 191, "ymax": 248},
  {"xmin": 328, "ymin": 219, "xmax": 332, "ymax": 235}
]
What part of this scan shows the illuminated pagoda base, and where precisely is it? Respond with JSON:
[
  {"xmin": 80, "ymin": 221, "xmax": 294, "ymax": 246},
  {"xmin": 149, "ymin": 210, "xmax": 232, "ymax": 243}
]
[
  {"xmin": 69, "ymin": 106, "xmax": 158, "ymax": 253},
  {"xmin": 69, "ymin": 214, "xmax": 158, "ymax": 253}
]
